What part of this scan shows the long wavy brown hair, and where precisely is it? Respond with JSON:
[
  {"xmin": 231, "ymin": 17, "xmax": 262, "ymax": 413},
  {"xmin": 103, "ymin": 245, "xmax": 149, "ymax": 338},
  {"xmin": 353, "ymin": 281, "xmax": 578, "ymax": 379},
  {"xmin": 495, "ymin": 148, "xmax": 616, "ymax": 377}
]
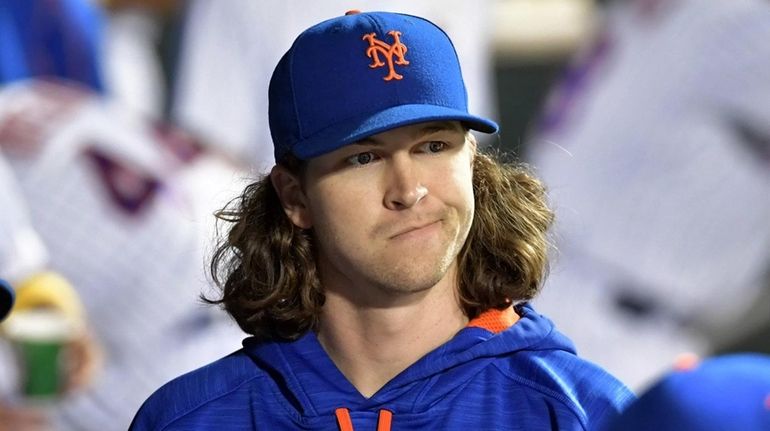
[{"xmin": 207, "ymin": 147, "xmax": 554, "ymax": 341}]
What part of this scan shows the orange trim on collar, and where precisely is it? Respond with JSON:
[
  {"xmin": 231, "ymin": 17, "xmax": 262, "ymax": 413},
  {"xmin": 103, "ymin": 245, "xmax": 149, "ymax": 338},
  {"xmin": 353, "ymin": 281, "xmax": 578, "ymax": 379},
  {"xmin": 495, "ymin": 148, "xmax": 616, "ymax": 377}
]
[{"xmin": 466, "ymin": 306, "xmax": 519, "ymax": 334}]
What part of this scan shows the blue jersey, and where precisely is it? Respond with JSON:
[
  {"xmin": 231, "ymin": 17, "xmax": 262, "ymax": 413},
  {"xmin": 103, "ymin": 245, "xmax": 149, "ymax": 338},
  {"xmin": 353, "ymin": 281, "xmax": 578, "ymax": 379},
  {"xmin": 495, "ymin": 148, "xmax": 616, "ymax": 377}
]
[{"xmin": 131, "ymin": 304, "xmax": 634, "ymax": 430}]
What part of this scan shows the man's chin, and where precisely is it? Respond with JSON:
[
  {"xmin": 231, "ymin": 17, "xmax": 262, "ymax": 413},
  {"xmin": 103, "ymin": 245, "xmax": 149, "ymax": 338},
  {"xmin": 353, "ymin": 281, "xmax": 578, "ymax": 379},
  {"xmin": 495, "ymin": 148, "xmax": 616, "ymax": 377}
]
[{"xmin": 373, "ymin": 258, "xmax": 454, "ymax": 294}]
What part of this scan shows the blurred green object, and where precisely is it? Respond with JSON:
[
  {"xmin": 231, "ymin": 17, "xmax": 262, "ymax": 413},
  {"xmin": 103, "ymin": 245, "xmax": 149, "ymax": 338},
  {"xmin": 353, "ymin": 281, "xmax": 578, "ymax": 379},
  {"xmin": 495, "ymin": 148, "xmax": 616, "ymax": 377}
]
[
  {"xmin": 17, "ymin": 338, "xmax": 64, "ymax": 397},
  {"xmin": 3, "ymin": 306, "xmax": 81, "ymax": 399}
]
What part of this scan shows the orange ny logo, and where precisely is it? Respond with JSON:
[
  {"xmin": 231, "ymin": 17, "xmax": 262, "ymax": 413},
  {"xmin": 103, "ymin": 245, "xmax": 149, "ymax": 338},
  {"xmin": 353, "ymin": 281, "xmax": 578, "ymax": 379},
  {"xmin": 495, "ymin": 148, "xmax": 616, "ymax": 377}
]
[{"xmin": 362, "ymin": 31, "xmax": 409, "ymax": 81}]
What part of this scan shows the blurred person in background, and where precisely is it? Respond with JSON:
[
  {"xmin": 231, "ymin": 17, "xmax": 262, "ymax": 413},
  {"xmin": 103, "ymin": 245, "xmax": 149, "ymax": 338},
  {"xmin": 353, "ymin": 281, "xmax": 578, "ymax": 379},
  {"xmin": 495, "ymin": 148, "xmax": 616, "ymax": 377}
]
[
  {"xmin": 170, "ymin": 0, "xmax": 498, "ymax": 172},
  {"xmin": 527, "ymin": 0, "xmax": 770, "ymax": 390},
  {"xmin": 0, "ymin": 0, "xmax": 105, "ymax": 91},
  {"xmin": 0, "ymin": 0, "xmax": 105, "ymax": 420},
  {"xmin": 99, "ymin": 0, "xmax": 183, "ymax": 119},
  {"xmin": 0, "ymin": 79, "xmax": 245, "ymax": 430},
  {"xmin": 603, "ymin": 353, "xmax": 770, "ymax": 430},
  {"xmin": 0, "ymin": 0, "xmax": 247, "ymax": 429}
]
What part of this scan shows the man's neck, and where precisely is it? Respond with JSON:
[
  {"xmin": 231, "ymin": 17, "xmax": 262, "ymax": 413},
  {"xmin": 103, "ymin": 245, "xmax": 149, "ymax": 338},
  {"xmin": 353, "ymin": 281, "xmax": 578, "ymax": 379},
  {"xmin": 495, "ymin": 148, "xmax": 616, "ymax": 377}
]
[{"xmin": 316, "ymin": 271, "xmax": 468, "ymax": 398}]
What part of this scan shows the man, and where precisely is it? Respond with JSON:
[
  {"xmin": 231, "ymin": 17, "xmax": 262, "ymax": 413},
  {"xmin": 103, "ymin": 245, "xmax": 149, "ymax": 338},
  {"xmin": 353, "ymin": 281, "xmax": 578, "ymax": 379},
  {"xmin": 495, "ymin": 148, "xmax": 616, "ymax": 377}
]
[{"xmin": 131, "ymin": 11, "xmax": 633, "ymax": 430}]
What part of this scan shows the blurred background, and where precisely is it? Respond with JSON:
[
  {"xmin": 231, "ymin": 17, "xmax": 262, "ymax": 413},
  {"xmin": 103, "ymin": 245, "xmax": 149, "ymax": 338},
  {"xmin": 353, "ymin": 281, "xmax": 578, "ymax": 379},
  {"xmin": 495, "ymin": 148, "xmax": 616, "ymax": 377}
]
[{"xmin": 0, "ymin": 0, "xmax": 768, "ymax": 429}]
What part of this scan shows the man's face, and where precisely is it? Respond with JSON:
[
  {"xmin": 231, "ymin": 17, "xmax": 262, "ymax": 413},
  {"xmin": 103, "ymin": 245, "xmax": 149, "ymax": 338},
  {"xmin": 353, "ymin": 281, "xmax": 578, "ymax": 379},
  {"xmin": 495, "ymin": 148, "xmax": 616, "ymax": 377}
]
[{"xmin": 277, "ymin": 121, "xmax": 476, "ymax": 302}]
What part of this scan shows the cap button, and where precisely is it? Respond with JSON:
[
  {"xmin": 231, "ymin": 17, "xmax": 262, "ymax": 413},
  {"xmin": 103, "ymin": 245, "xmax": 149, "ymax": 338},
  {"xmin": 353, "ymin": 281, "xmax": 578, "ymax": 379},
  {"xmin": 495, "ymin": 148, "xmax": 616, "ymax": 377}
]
[{"xmin": 345, "ymin": 9, "xmax": 361, "ymax": 15}]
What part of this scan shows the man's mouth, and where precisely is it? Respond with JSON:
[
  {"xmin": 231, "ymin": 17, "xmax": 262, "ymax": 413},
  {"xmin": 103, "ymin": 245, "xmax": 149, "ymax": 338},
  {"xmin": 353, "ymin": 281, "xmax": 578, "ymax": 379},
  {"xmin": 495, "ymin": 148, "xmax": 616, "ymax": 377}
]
[{"xmin": 390, "ymin": 220, "xmax": 442, "ymax": 239}]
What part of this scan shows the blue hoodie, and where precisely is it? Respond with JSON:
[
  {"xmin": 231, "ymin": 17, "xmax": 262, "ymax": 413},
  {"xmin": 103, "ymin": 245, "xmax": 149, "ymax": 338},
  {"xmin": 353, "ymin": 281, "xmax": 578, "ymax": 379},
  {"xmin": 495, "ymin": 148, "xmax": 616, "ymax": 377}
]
[{"xmin": 131, "ymin": 304, "xmax": 634, "ymax": 430}]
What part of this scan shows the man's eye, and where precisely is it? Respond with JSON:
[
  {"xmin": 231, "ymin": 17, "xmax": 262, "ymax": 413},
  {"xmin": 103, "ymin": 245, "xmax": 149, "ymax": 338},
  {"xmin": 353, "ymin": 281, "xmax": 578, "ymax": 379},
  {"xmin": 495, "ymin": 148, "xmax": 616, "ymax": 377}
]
[
  {"xmin": 424, "ymin": 141, "xmax": 447, "ymax": 153},
  {"xmin": 347, "ymin": 152, "xmax": 376, "ymax": 166}
]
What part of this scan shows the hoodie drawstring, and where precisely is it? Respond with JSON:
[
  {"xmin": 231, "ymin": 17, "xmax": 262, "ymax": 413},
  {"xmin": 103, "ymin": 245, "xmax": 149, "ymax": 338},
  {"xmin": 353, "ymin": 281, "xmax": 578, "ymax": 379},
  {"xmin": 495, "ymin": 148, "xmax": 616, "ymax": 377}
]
[
  {"xmin": 377, "ymin": 410, "xmax": 393, "ymax": 431},
  {"xmin": 335, "ymin": 408, "xmax": 354, "ymax": 431},
  {"xmin": 335, "ymin": 408, "xmax": 392, "ymax": 431}
]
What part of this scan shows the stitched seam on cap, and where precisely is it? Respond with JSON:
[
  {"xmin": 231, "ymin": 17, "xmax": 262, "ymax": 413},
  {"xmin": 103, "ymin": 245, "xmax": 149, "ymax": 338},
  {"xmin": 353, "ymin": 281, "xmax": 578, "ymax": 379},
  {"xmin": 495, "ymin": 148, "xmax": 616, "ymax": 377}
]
[{"xmin": 287, "ymin": 37, "xmax": 303, "ymax": 141}]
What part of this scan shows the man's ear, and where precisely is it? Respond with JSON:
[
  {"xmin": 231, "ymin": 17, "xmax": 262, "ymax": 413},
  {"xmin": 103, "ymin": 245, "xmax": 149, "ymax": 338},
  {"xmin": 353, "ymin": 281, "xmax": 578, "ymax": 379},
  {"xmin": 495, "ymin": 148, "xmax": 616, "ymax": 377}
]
[{"xmin": 270, "ymin": 165, "xmax": 312, "ymax": 229}]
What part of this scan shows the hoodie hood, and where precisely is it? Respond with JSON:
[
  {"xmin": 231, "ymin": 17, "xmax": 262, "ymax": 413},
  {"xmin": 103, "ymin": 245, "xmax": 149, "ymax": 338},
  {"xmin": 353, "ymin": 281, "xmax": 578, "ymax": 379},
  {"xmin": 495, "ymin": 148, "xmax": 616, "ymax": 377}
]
[{"xmin": 242, "ymin": 304, "xmax": 577, "ymax": 420}]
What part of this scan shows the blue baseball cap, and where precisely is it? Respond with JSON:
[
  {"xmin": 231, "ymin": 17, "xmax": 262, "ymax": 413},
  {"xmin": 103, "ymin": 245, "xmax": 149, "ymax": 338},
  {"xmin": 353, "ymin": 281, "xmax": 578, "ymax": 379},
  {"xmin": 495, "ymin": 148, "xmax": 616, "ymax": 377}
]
[
  {"xmin": 0, "ymin": 279, "xmax": 14, "ymax": 321},
  {"xmin": 269, "ymin": 10, "xmax": 498, "ymax": 161},
  {"xmin": 605, "ymin": 354, "xmax": 770, "ymax": 430}
]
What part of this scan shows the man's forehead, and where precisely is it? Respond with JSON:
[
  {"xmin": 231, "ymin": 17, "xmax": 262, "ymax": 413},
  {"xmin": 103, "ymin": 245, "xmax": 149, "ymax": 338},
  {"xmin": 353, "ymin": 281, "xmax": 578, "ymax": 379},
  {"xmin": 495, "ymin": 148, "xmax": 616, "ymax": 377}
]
[{"xmin": 354, "ymin": 121, "xmax": 465, "ymax": 146}]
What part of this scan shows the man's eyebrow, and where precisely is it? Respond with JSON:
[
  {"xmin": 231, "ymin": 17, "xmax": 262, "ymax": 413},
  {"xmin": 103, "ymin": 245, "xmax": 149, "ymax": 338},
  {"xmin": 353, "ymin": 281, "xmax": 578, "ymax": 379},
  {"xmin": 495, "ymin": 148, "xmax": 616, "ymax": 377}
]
[
  {"xmin": 353, "ymin": 122, "xmax": 463, "ymax": 146},
  {"xmin": 419, "ymin": 122, "xmax": 463, "ymax": 136}
]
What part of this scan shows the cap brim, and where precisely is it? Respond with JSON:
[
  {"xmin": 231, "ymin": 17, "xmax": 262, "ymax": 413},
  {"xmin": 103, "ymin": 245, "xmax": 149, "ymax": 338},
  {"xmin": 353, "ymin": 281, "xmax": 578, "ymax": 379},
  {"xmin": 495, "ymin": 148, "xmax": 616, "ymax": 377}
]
[{"xmin": 293, "ymin": 104, "xmax": 498, "ymax": 160}]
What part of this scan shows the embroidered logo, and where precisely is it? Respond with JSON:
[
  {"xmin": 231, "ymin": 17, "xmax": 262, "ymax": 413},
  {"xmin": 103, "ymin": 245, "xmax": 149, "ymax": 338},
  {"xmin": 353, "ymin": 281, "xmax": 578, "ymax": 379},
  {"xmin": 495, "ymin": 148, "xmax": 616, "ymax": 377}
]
[{"xmin": 363, "ymin": 31, "xmax": 409, "ymax": 81}]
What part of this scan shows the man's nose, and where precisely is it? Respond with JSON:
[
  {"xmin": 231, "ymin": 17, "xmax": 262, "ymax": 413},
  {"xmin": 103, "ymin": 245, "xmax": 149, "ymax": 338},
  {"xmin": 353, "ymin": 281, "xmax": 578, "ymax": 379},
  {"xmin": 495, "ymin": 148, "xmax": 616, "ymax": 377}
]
[{"xmin": 383, "ymin": 156, "xmax": 428, "ymax": 210}]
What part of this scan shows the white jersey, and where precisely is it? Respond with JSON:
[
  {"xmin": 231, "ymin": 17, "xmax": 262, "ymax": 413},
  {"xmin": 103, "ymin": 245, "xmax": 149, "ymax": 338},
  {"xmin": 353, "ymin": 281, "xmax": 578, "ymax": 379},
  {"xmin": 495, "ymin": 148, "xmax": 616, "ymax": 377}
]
[
  {"xmin": 529, "ymin": 0, "xmax": 770, "ymax": 389},
  {"xmin": 171, "ymin": 0, "xmax": 497, "ymax": 166},
  {"xmin": 0, "ymin": 79, "xmax": 246, "ymax": 430}
]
